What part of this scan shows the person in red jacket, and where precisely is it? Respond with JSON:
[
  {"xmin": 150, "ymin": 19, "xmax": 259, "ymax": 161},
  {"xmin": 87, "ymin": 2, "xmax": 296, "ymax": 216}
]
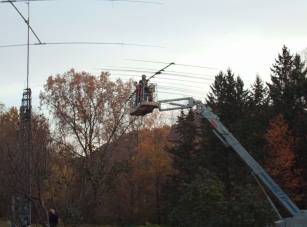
[{"xmin": 134, "ymin": 81, "xmax": 141, "ymax": 107}]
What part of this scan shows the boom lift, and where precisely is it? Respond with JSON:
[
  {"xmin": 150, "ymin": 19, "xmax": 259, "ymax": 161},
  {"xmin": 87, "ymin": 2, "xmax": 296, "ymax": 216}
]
[
  {"xmin": 130, "ymin": 82, "xmax": 159, "ymax": 116},
  {"xmin": 157, "ymin": 97, "xmax": 307, "ymax": 227}
]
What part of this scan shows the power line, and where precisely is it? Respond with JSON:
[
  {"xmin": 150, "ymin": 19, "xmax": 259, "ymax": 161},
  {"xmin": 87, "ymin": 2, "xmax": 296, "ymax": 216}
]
[
  {"xmin": 106, "ymin": 73, "xmax": 213, "ymax": 85},
  {"xmin": 1, "ymin": 0, "xmax": 162, "ymax": 4},
  {"xmin": 159, "ymin": 85, "xmax": 204, "ymax": 93},
  {"xmin": 97, "ymin": 68, "xmax": 214, "ymax": 80},
  {"xmin": 125, "ymin": 59, "xmax": 220, "ymax": 70},
  {"xmin": 106, "ymin": 74, "xmax": 203, "ymax": 86},
  {"xmin": 159, "ymin": 91, "xmax": 206, "ymax": 99},
  {"xmin": 147, "ymin": 77, "xmax": 212, "ymax": 84},
  {"xmin": 106, "ymin": 65, "xmax": 215, "ymax": 77},
  {"xmin": 0, "ymin": 42, "xmax": 165, "ymax": 48}
]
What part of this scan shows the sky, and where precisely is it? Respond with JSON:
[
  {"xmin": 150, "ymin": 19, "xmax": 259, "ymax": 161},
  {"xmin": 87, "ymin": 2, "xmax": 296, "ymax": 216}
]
[{"xmin": 1, "ymin": 0, "xmax": 307, "ymax": 111}]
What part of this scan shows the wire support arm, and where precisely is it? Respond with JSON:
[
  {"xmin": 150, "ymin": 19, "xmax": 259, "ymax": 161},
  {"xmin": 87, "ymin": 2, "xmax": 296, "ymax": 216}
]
[{"xmin": 6, "ymin": 0, "xmax": 42, "ymax": 43}]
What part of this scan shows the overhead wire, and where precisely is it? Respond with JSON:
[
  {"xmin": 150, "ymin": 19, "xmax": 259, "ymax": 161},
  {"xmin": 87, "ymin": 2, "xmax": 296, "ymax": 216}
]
[
  {"xmin": 106, "ymin": 65, "xmax": 215, "ymax": 77},
  {"xmin": 104, "ymin": 73, "xmax": 213, "ymax": 85},
  {"xmin": 106, "ymin": 74, "xmax": 210, "ymax": 88},
  {"xmin": 0, "ymin": 42, "xmax": 165, "ymax": 48},
  {"xmin": 125, "ymin": 59, "xmax": 220, "ymax": 70},
  {"xmin": 159, "ymin": 85, "xmax": 204, "ymax": 94},
  {"xmin": 1, "ymin": 0, "xmax": 162, "ymax": 4},
  {"xmin": 158, "ymin": 91, "xmax": 205, "ymax": 100},
  {"xmin": 105, "ymin": 74, "xmax": 212, "ymax": 85},
  {"xmin": 96, "ymin": 68, "xmax": 214, "ymax": 80}
]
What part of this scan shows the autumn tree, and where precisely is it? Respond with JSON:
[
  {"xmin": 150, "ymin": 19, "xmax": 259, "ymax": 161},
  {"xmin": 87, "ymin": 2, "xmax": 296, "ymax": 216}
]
[
  {"xmin": 264, "ymin": 114, "xmax": 303, "ymax": 202},
  {"xmin": 0, "ymin": 105, "xmax": 58, "ymax": 226},
  {"xmin": 134, "ymin": 126, "xmax": 174, "ymax": 224},
  {"xmin": 267, "ymin": 46, "xmax": 307, "ymax": 208},
  {"xmin": 39, "ymin": 69, "xmax": 136, "ymax": 225},
  {"xmin": 100, "ymin": 111, "xmax": 174, "ymax": 225},
  {"xmin": 0, "ymin": 105, "xmax": 19, "ymax": 218}
]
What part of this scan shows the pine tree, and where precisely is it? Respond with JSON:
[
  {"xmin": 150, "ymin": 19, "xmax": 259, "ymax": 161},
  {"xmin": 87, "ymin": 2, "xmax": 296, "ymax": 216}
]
[
  {"xmin": 249, "ymin": 75, "xmax": 269, "ymax": 112},
  {"xmin": 204, "ymin": 69, "xmax": 251, "ymax": 196},
  {"xmin": 166, "ymin": 109, "xmax": 201, "ymax": 183},
  {"xmin": 267, "ymin": 46, "xmax": 307, "ymax": 119},
  {"xmin": 267, "ymin": 46, "xmax": 307, "ymax": 208},
  {"xmin": 162, "ymin": 109, "xmax": 203, "ymax": 219}
]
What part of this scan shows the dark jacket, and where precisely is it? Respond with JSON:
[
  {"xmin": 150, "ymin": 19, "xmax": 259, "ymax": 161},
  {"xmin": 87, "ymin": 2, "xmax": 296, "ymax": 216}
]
[{"xmin": 49, "ymin": 213, "xmax": 59, "ymax": 227}]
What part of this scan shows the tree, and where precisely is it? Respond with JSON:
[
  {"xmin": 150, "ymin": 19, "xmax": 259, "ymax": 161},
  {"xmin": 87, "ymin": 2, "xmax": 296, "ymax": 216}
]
[
  {"xmin": 162, "ymin": 109, "xmax": 203, "ymax": 223},
  {"xmin": 133, "ymin": 126, "xmax": 174, "ymax": 224},
  {"xmin": 39, "ymin": 69, "xmax": 136, "ymax": 226},
  {"xmin": 204, "ymin": 69, "xmax": 251, "ymax": 196},
  {"xmin": 99, "ymin": 111, "xmax": 174, "ymax": 225},
  {"xmin": 167, "ymin": 169, "xmax": 224, "ymax": 227},
  {"xmin": 248, "ymin": 75, "xmax": 269, "ymax": 113},
  {"xmin": 267, "ymin": 45, "xmax": 307, "ymax": 119},
  {"xmin": 218, "ymin": 185, "xmax": 277, "ymax": 227},
  {"xmin": 0, "ymin": 106, "xmax": 58, "ymax": 226},
  {"xmin": 0, "ymin": 106, "xmax": 19, "ymax": 219},
  {"xmin": 267, "ymin": 46, "xmax": 307, "ymax": 208},
  {"xmin": 166, "ymin": 109, "xmax": 201, "ymax": 184},
  {"xmin": 264, "ymin": 114, "xmax": 303, "ymax": 203}
]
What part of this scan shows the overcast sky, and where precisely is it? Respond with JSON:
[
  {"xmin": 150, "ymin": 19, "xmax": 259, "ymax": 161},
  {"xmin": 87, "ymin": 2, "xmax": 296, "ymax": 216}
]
[{"xmin": 1, "ymin": 0, "xmax": 306, "ymax": 110}]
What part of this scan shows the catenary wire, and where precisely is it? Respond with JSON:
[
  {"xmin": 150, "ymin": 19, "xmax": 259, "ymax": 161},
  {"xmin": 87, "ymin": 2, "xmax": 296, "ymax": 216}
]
[
  {"xmin": 105, "ymin": 65, "xmax": 216, "ymax": 77},
  {"xmin": 104, "ymin": 73, "xmax": 213, "ymax": 85},
  {"xmin": 1, "ymin": 0, "xmax": 162, "ymax": 4},
  {"xmin": 125, "ymin": 59, "xmax": 220, "ymax": 70},
  {"xmin": 97, "ymin": 68, "xmax": 214, "ymax": 80},
  {"xmin": 106, "ymin": 75, "xmax": 210, "ymax": 90},
  {"xmin": 0, "ymin": 42, "xmax": 165, "ymax": 48}
]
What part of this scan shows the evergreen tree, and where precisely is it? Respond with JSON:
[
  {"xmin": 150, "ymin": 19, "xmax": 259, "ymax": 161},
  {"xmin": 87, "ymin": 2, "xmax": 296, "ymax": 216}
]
[
  {"xmin": 267, "ymin": 45, "xmax": 307, "ymax": 119},
  {"xmin": 249, "ymin": 75, "xmax": 269, "ymax": 112},
  {"xmin": 204, "ymin": 69, "xmax": 251, "ymax": 196},
  {"xmin": 167, "ymin": 169, "xmax": 224, "ymax": 227},
  {"xmin": 166, "ymin": 109, "xmax": 201, "ymax": 183},
  {"xmin": 267, "ymin": 45, "xmax": 307, "ymax": 208},
  {"xmin": 241, "ymin": 75, "xmax": 271, "ymax": 162},
  {"xmin": 162, "ymin": 109, "xmax": 204, "ymax": 221}
]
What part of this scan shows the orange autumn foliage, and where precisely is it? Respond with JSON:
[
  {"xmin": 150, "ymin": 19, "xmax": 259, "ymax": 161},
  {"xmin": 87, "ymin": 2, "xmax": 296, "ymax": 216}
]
[
  {"xmin": 107, "ymin": 125, "xmax": 174, "ymax": 224},
  {"xmin": 264, "ymin": 114, "xmax": 303, "ymax": 202},
  {"xmin": 134, "ymin": 126, "xmax": 174, "ymax": 185}
]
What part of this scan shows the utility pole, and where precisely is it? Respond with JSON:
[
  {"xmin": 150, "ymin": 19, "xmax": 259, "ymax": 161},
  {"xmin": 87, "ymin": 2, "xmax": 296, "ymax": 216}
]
[
  {"xmin": 19, "ymin": 1, "xmax": 31, "ymax": 226},
  {"xmin": 19, "ymin": 88, "xmax": 32, "ymax": 227}
]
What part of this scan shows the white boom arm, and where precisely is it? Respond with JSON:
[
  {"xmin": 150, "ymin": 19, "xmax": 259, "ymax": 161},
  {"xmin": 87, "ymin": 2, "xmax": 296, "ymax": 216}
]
[{"xmin": 158, "ymin": 97, "xmax": 307, "ymax": 226}]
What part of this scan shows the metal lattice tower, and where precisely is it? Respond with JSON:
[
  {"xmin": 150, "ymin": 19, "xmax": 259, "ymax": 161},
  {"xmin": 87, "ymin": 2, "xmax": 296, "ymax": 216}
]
[{"xmin": 19, "ymin": 88, "xmax": 32, "ymax": 227}]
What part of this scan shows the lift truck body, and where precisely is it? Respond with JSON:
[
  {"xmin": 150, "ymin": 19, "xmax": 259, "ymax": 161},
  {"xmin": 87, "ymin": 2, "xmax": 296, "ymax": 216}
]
[{"xmin": 158, "ymin": 97, "xmax": 307, "ymax": 227}]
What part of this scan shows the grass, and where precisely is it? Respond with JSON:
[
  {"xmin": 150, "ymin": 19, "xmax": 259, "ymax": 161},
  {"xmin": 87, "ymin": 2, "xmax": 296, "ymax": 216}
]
[{"xmin": 0, "ymin": 220, "xmax": 151, "ymax": 227}]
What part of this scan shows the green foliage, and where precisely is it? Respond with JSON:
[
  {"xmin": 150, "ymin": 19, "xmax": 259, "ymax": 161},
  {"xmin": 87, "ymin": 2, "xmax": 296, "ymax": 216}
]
[
  {"xmin": 167, "ymin": 176, "xmax": 276, "ymax": 227},
  {"xmin": 145, "ymin": 222, "xmax": 160, "ymax": 227},
  {"xmin": 62, "ymin": 206, "xmax": 83, "ymax": 227},
  {"xmin": 267, "ymin": 46, "xmax": 307, "ymax": 207},
  {"xmin": 204, "ymin": 69, "xmax": 253, "ymax": 194},
  {"xmin": 165, "ymin": 109, "xmax": 202, "ymax": 183},
  {"xmin": 162, "ymin": 109, "xmax": 204, "ymax": 220},
  {"xmin": 167, "ymin": 169, "xmax": 224, "ymax": 227},
  {"xmin": 218, "ymin": 185, "xmax": 277, "ymax": 227}
]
